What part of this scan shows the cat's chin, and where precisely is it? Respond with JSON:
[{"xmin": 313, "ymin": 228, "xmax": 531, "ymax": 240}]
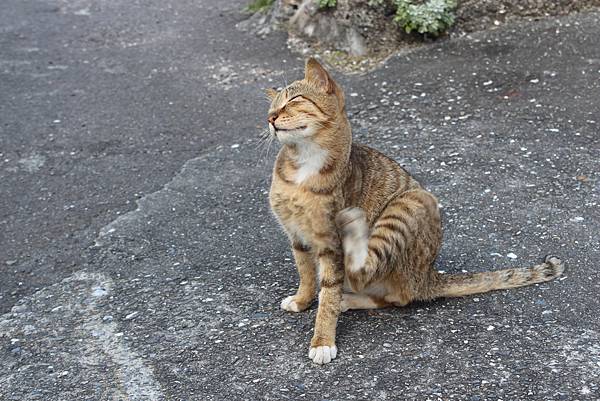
[{"xmin": 274, "ymin": 127, "xmax": 314, "ymax": 145}]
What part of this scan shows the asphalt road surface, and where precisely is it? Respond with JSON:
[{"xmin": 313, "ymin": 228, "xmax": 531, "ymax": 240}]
[{"xmin": 1, "ymin": 0, "xmax": 599, "ymax": 400}]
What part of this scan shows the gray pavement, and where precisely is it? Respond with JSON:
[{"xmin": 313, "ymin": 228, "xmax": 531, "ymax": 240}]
[{"xmin": 1, "ymin": 0, "xmax": 599, "ymax": 400}]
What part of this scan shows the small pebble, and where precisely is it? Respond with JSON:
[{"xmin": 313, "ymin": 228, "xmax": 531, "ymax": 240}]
[
  {"xmin": 92, "ymin": 287, "xmax": 108, "ymax": 297},
  {"xmin": 124, "ymin": 311, "xmax": 138, "ymax": 320}
]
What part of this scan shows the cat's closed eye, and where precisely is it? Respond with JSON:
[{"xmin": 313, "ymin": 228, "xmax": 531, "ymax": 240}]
[{"xmin": 286, "ymin": 95, "xmax": 305, "ymax": 104}]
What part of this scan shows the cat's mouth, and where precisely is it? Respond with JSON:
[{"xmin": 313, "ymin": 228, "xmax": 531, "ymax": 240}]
[{"xmin": 274, "ymin": 125, "xmax": 307, "ymax": 132}]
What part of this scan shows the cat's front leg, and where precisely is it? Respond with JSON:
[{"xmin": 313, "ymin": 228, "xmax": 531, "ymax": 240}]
[
  {"xmin": 281, "ymin": 241, "xmax": 317, "ymax": 312},
  {"xmin": 309, "ymin": 247, "xmax": 344, "ymax": 364}
]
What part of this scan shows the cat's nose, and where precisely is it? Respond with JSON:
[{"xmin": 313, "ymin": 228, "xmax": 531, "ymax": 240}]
[{"xmin": 268, "ymin": 113, "xmax": 277, "ymax": 125}]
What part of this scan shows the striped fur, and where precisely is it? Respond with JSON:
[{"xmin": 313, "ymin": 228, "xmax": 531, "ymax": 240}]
[
  {"xmin": 267, "ymin": 58, "xmax": 564, "ymax": 365},
  {"xmin": 438, "ymin": 255, "xmax": 565, "ymax": 298}
]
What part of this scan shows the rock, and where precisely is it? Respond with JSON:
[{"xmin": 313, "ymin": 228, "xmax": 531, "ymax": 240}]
[
  {"xmin": 288, "ymin": 0, "xmax": 397, "ymax": 57},
  {"xmin": 239, "ymin": 0, "xmax": 600, "ymax": 62},
  {"xmin": 240, "ymin": 0, "xmax": 410, "ymax": 57},
  {"xmin": 346, "ymin": 27, "xmax": 367, "ymax": 57}
]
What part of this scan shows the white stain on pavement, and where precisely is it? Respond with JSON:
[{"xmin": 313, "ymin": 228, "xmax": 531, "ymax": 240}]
[
  {"xmin": 0, "ymin": 271, "xmax": 165, "ymax": 400},
  {"xmin": 17, "ymin": 153, "xmax": 46, "ymax": 173}
]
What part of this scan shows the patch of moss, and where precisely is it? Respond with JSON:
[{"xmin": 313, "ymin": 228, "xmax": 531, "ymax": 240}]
[
  {"xmin": 319, "ymin": 0, "xmax": 337, "ymax": 9},
  {"xmin": 245, "ymin": 0, "xmax": 275, "ymax": 13},
  {"xmin": 394, "ymin": 0, "xmax": 456, "ymax": 36}
]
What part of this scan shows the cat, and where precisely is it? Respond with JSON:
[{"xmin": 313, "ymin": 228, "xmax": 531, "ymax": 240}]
[{"xmin": 267, "ymin": 58, "xmax": 564, "ymax": 365}]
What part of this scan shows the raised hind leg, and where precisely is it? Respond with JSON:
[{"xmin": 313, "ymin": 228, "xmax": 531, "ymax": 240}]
[{"xmin": 336, "ymin": 189, "xmax": 441, "ymax": 296}]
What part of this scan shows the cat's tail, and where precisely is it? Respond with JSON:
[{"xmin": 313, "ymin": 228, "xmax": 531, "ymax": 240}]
[{"xmin": 435, "ymin": 255, "xmax": 564, "ymax": 298}]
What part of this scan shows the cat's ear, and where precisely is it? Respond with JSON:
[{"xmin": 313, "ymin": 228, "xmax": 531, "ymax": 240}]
[
  {"xmin": 304, "ymin": 58, "xmax": 334, "ymax": 94},
  {"xmin": 266, "ymin": 88, "xmax": 278, "ymax": 100}
]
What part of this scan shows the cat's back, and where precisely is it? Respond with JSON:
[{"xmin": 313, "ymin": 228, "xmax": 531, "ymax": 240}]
[{"xmin": 345, "ymin": 143, "xmax": 421, "ymax": 222}]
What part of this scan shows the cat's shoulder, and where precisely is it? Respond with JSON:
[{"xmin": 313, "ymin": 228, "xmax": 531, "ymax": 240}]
[{"xmin": 350, "ymin": 142, "xmax": 399, "ymax": 167}]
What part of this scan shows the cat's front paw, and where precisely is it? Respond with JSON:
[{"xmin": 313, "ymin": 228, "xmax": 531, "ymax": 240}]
[
  {"xmin": 280, "ymin": 295, "xmax": 311, "ymax": 312},
  {"xmin": 309, "ymin": 344, "xmax": 337, "ymax": 365}
]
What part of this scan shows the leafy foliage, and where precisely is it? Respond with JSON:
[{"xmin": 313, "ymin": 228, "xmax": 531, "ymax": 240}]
[
  {"xmin": 393, "ymin": 0, "xmax": 456, "ymax": 36},
  {"xmin": 319, "ymin": 0, "xmax": 337, "ymax": 8},
  {"xmin": 245, "ymin": 0, "xmax": 275, "ymax": 13}
]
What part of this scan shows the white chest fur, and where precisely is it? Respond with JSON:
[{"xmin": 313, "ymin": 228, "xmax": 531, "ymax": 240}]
[{"xmin": 292, "ymin": 140, "xmax": 329, "ymax": 184}]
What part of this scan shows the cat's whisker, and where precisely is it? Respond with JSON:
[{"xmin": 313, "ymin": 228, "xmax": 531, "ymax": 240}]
[
  {"xmin": 265, "ymin": 134, "xmax": 275, "ymax": 161},
  {"xmin": 255, "ymin": 138, "xmax": 269, "ymax": 152},
  {"xmin": 255, "ymin": 132, "xmax": 271, "ymax": 150},
  {"xmin": 256, "ymin": 140, "xmax": 269, "ymax": 166},
  {"xmin": 282, "ymin": 69, "xmax": 289, "ymax": 88},
  {"xmin": 255, "ymin": 126, "xmax": 278, "ymax": 166}
]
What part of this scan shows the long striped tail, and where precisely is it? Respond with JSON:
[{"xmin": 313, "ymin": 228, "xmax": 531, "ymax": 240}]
[{"xmin": 436, "ymin": 255, "xmax": 564, "ymax": 298}]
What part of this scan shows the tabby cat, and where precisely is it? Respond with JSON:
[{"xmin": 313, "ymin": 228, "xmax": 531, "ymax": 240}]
[{"xmin": 267, "ymin": 58, "xmax": 564, "ymax": 365}]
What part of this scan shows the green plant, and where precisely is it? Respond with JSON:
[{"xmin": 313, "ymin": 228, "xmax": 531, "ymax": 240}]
[
  {"xmin": 393, "ymin": 0, "xmax": 456, "ymax": 36},
  {"xmin": 318, "ymin": 0, "xmax": 337, "ymax": 9},
  {"xmin": 245, "ymin": 0, "xmax": 275, "ymax": 13}
]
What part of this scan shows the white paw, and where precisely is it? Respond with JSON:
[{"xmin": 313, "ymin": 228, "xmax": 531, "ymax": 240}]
[
  {"xmin": 280, "ymin": 296, "xmax": 301, "ymax": 312},
  {"xmin": 345, "ymin": 239, "xmax": 368, "ymax": 273},
  {"xmin": 308, "ymin": 345, "xmax": 337, "ymax": 365}
]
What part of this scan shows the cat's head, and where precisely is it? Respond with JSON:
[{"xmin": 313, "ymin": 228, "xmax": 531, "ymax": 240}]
[{"xmin": 266, "ymin": 58, "xmax": 346, "ymax": 145}]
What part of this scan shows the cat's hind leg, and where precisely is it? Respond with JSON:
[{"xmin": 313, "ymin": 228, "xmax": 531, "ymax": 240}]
[
  {"xmin": 335, "ymin": 207, "xmax": 369, "ymax": 276},
  {"xmin": 340, "ymin": 293, "xmax": 390, "ymax": 312},
  {"xmin": 336, "ymin": 190, "xmax": 441, "ymax": 295},
  {"xmin": 336, "ymin": 206, "xmax": 386, "ymax": 293}
]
